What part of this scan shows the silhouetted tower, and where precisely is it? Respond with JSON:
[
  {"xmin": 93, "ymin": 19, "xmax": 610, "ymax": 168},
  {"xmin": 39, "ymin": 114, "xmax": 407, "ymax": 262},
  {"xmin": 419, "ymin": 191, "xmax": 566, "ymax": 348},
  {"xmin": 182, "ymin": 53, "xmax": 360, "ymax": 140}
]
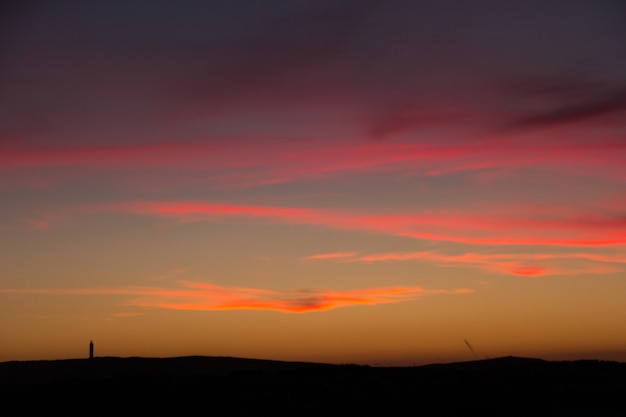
[{"xmin": 89, "ymin": 340, "xmax": 94, "ymax": 359}]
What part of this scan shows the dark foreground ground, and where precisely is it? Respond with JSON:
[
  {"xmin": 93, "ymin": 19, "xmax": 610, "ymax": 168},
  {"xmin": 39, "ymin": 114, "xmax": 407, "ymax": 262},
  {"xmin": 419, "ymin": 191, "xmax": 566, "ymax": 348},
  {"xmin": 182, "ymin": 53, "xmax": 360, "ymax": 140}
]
[{"xmin": 1, "ymin": 355, "xmax": 625, "ymax": 416}]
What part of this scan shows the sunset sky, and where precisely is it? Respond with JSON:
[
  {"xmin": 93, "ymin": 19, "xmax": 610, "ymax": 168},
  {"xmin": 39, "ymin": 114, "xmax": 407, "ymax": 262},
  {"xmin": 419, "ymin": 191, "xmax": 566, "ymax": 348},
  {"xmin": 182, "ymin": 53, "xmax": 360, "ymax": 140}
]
[{"xmin": 1, "ymin": 0, "xmax": 626, "ymax": 365}]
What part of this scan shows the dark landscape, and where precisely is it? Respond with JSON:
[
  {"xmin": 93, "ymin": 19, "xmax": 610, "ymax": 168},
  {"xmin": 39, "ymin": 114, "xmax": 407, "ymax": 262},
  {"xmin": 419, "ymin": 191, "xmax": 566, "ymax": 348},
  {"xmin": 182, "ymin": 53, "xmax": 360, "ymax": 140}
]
[{"xmin": 1, "ymin": 355, "xmax": 625, "ymax": 416}]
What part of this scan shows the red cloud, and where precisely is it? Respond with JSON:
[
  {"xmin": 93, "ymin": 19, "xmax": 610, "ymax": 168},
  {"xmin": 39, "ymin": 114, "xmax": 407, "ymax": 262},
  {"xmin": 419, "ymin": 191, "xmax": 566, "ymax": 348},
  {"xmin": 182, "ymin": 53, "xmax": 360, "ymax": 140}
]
[
  {"xmin": 0, "ymin": 281, "xmax": 473, "ymax": 313},
  {"xmin": 3, "ymin": 138, "xmax": 626, "ymax": 188},
  {"xmin": 95, "ymin": 200, "xmax": 626, "ymax": 247},
  {"xmin": 509, "ymin": 266, "xmax": 546, "ymax": 276}
]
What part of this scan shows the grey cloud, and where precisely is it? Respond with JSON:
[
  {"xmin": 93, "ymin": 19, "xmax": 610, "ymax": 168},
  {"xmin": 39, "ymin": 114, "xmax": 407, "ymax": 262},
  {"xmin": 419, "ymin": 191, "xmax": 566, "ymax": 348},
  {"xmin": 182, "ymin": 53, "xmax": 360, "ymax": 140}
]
[
  {"xmin": 2, "ymin": 0, "xmax": 626, "ymax": 146},
  {"xmin": 513, "ymin": 87, "xmax": 626, "ymax": 129}
]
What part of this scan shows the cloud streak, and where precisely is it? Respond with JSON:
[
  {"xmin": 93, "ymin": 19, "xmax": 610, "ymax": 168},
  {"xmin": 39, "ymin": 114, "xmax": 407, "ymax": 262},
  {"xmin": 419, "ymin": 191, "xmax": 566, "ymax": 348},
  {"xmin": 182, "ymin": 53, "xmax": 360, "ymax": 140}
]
[
  {"xmin": 91, "ymin": 200, "xmax": 626, "ymax": 247},
  {"xmin": 355, "ymin": 250, "xmax": 625, "ymax": 277},
  {"xmin": 3, "ymin": 137, "xmax": 626, "ymax": 190},
  {"xmin": 303, "ymin": 252, "xmax": 358, "ymax": 260},
  {"xmin": 513, "ymin": 88, "xmax": 626, "ymax": 129},
  {"xmin": 0, "ymin": 281, "xmax": 472, "ymax": 314}
]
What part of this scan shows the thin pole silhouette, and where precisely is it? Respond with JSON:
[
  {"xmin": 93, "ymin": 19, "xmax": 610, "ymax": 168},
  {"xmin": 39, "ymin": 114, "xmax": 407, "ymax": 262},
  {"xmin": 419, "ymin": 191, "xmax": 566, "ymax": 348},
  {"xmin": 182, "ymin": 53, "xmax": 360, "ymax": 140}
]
[{"xmin": 464, "ymin": 339, "xmax": 478, "ymax": 359}]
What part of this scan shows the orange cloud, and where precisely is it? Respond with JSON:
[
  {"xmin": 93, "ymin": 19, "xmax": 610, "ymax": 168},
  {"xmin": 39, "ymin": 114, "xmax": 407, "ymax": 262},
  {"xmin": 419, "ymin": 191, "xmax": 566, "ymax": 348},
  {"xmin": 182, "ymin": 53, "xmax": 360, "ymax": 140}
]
[
  {"xmin": 356, "ymin": 250, "xmax": 624, "ymax": 277},
  {"xmin": 303, "ymin": 252, "xmax": 358, "ymax": 260},
  {"xmin": 508, "ymin": 266, "xmax": 546, "ymax": 276},
  {"xmin": 0, "ymin": 281, "xmax": 473, "ymax": 314}
]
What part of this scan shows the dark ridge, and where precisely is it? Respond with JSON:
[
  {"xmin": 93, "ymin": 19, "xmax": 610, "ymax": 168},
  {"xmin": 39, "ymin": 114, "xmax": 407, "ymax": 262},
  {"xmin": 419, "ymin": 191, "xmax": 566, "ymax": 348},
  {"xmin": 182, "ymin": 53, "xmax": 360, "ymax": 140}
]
[
  {"xmin": 1, "ymin": 356, "xmax": 625, "ymax": 416},
  {"xmin": 422, "ymin": 355, "xmax": 548, "ymax": 369},
  {"xmin": 0, "ymin": 355, "xmax": 335, "ymax": 384}
]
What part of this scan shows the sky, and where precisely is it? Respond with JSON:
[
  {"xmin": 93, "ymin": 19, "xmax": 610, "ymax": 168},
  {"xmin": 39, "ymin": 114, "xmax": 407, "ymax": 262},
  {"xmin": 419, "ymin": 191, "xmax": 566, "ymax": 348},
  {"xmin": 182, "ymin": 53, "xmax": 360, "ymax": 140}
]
[{"xmin": 1, "ymin": 0, "xmax": 626, "ymax": 365}]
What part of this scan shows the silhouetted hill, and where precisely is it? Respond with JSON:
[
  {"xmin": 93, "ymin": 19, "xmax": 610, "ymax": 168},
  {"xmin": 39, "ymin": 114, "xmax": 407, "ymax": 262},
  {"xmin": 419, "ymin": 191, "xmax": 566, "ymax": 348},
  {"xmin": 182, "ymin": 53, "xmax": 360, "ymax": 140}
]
[
  {"xmin": 1, "ymin": 356, "xmax": 625, "ymax": 416},
  {"xmin": 0, "ymin": 355, "xmax": 333, "ymax": 384}
]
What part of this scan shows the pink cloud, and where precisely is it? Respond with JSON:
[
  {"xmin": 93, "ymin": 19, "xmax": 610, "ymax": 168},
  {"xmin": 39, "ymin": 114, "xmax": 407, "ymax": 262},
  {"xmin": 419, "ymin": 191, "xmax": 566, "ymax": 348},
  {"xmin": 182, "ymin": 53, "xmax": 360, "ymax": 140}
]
[
  {"xmin": 0, "ymin": 281, "xmax": 473, "ymax": 313},
  {"xmin": 0, "ymin": 142, "xmax": 266, "ymax": 170},
  {"xmin": 356, "ymin": 250, "xmax": 625, "ymax": 277},
  {"xmin": 2, "ymin": 137, "xmax": 626, "ymax": 189},
  {"xmin": 21, "ymin": 212, "xmax": 71, "ymax": 231},
  {"xmin": 94, "ymin": 200, "xmax": 626, "ymax": 247},
  {"xmin": 22, "ymin": 218, "xmax": 50, "ymax": 231}
]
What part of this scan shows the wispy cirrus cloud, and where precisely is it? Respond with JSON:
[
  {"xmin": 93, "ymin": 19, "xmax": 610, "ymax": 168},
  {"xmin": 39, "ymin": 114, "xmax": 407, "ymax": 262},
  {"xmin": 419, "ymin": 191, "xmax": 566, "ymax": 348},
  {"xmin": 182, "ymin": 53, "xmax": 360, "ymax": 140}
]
[
  {"xmin": 354, "ymin": 250, "xmax": 625, "ymax": 277},
  {"xmin": 90, "ymin": 200, "xmax": 626, "ymax": 247},
  {"xmin": 3, "ymin": 137, "xmax": 626, "ymax": 190},
  {"xmin": 513, "ymin": 88, "xmax": 626, "ymax": 129},
  {"xmin": 0, "ymin": 281, "xmax": 472, "ymax": 313},
  {"xmin": 303, "ymin": 252, "xmax": 358, "ymax": 260}
]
